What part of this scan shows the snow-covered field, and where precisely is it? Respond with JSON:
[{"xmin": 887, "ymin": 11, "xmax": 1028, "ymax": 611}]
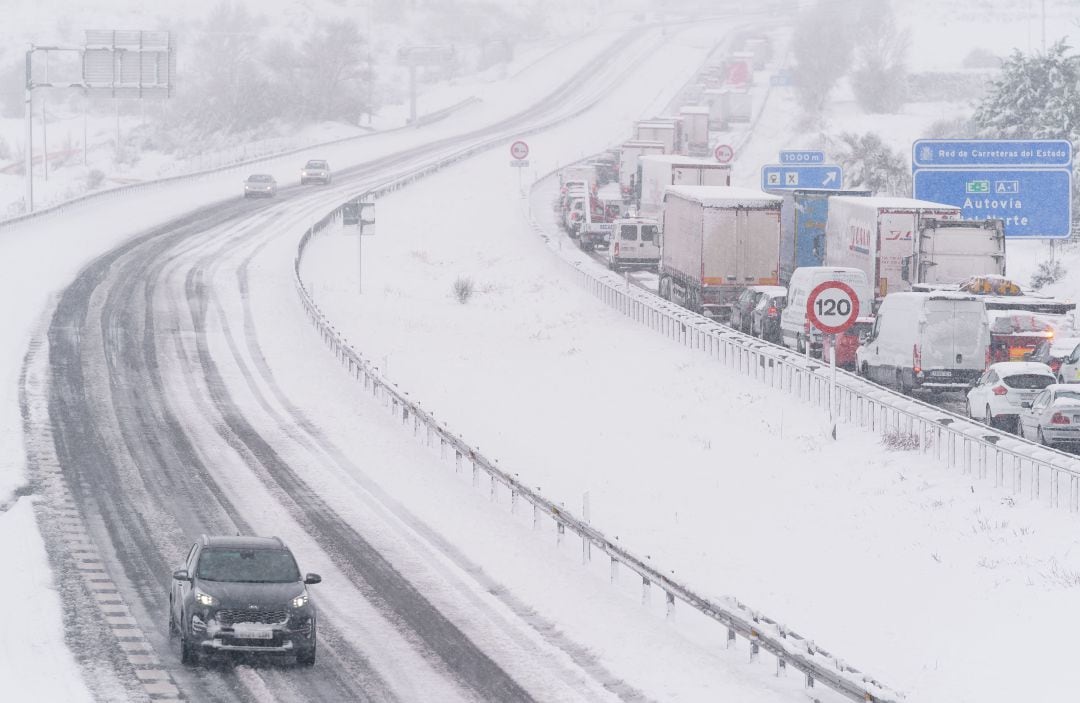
[{"xmin": 299, "ymin": 8, "xmax": 1080, "ymax": 703}]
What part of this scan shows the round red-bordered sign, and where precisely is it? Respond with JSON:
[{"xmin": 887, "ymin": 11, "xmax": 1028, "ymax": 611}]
[
  {"xmin": 806, "ymin": 280, "xmax": 860, "ymax": 335},
  {"xmin": 714, "ymin": 144, "xmax": 734, "ymax": 163},
  {"xmin": 510, "ymin": 140, "xmax": 530, "ymax": 160}
]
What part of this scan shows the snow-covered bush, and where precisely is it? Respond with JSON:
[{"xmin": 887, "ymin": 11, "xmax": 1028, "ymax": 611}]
[
  {"xmin": 881, "ymin": 429, "xmax": 922, "ymax": 451},
  {"xmin": 452, "ymin": 276, "xmax": 475, "ymax": 304},
  {"xmin": 790, "ymin": 1, "xmax": 855, "ymax": 115},
  {"xmin": 1030, "ymin": 259, "xmax": 1066, "ymax": 291}
]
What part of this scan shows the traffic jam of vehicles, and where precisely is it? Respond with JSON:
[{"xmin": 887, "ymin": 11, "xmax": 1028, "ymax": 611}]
[{"xmin": 552, "ymin": 35, "xmax": 1079, "ymax": 453}]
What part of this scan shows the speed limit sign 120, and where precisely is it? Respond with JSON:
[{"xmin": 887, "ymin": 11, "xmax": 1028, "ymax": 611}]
[
  {"xmin": 806, "ymin": 281, "xmax": 860, "ymax": 335},
  {"xmin": 510, "ymin": 140, "xmax": 530, "ymax": 160}
]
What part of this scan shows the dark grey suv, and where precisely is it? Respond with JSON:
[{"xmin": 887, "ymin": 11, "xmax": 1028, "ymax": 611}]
[{"xmin": 170, "ymin": 535, "xmax": 321, "ymax": 666}]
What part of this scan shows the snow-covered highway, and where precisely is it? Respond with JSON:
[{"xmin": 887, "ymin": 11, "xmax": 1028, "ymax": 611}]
[{"xmin": 10, "ymin": 18, "xmax": 823, "ymax": 703}]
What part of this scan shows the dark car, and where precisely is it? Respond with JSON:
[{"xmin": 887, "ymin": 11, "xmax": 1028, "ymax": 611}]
[
  {"xmin": 750, "ymin": 291, "xmax": 786, "ymax": 342},
  {"xmin": 1028, "ymin": 336, "xmax": 1080, "ymax": 378},
  {"xmin": 731, "ymin": 285, "xmax": 785, "ymax": 334},
  {"xmin": 300, "ymin": 159, "xmax": 332, "ymax": 185},
  {"xmin": 243, "ymin": 174, "xmax": 278, "ymax": 198},
  {"xmin": 170, "ymin": 535, "xmax": 321, "ymax": 666}
]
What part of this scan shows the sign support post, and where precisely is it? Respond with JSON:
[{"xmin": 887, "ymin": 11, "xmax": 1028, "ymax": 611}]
[
  {"xmin": 509, "ymin": 139, "xmax": 530, "ymax": 196},
  {"xmin": 806, "ymin": 280, "xmax": 861, "ymax": 439}
]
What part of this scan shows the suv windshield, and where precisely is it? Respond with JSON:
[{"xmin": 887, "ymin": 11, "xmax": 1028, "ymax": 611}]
[
  {"xmin": 305, "ymin": 161, "xmax": 327, "ymax": 169},
  {"xmin": 248, "ymin": 175, "xmax": 272, "ymax": 182},
  {"xmin": 197, "ymin": 549, "xmax": 300, "ymax": 583}
]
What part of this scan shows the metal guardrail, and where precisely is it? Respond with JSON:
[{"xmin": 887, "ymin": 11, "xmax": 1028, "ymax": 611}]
[
  {"xmin": 290, "ymin": 32, "xmax": 906, "ymax": 703},
  {"xmin": 529, "ymin": 148, "xmax": 1080, "ymax": 514}
]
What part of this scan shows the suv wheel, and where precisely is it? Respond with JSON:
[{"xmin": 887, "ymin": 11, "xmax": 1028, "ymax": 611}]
[{"xmin": 297, "ymin": 627, "xmax": 316, "ymax": 667}]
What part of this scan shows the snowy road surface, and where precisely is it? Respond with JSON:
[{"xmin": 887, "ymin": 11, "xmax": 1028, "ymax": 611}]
[{"xmin": 13, "ymin": 18, "xmax": 822, "ymax": 703}]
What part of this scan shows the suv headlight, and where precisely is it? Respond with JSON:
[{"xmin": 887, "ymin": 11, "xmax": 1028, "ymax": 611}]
[
  {"xmin": 194, "ymin": 589, "xmax": 216, "ymax": 607},
  {"xmin": 292, "ymin": 592, "xmax": 309, "ymax": 608}
]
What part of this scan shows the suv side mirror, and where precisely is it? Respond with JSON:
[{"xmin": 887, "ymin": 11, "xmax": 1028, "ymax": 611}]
[
  {"xmin": 172, "ymin": 569, "xmax": 190, "ymax": 581},
  {"xmin": 304, "ymin": 573, "xmax": 322, "ymax": 585}
]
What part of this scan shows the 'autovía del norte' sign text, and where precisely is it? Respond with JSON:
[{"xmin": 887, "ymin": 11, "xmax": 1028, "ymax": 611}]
[{"xmin": 912, "ymin": 139, "xmax": 1073, "ymax": 239}]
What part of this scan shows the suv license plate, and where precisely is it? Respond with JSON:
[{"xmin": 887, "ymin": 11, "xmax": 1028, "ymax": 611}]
[
  {"xmin": 234, "ymin": 627, "xmax": 273, "ymax": 640},
  {"xmin": 930, "ymin": 371, "xmax": 951, "ymax": 378}
]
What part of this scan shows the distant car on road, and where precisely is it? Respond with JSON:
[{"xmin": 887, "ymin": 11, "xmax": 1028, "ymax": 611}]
[
  {"xmin": 1027, "ymin": 336, "xmax": 1080, "ymax": 378},
  {"xmin": 170, "ymin": 535, "xmax": 321, "ymax": 666},
  {"xmin": 300, "ymin": 159, "xmax": 332, "ymax": 185},
  {"xmin": 966, "ymin": 361, "xmax": 1056, "ymax": 430},
  {"xmin": 243, "ymin": 174, "xmax": 278, "ymax": 198},
  {"xmin": 1018, "ymin": 383, "xmax": 1080, "ymax": 449}
]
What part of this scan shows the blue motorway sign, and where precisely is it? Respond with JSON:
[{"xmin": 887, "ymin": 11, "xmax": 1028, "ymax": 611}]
[
  {"xmin": 913, "ymin": 139, "xmax": 1072, "ymax": 168},
  {"xmin": 762, "ymin": 164, "xmax": 842, "ymax": 190},
  {"xmin": 779, "ymin": 149, "xmax": 825, "ymax": 164},
  {"xmin": 913, "ymin": 168, "xmax": 1073, "ymax": 238}
]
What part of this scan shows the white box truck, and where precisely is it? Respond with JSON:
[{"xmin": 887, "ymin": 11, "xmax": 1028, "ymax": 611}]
[
  {"xmin": 904, "ymin": 217, "xmax": 1006, "ymax": 288},
  {"xmin": 635, "ymin": 120, "xmax": 679, "ymax": 154},
  {"xmin": 678, "ymin": 106, "xmax": 711, "ymax": 154},
  {"xmin": 636, "ymin": 154, "xmax": 732, "ymax": 218},
  {"xmin": 619, "ymin": 140, "xmax": 666, "ymax": 196},
  {"xmin": 658, "ymin": 186, "xmax": 783, "ymax": 321},
  {"xmin": 824, "ymin": 196, "xmax": 961, "ymax": 299}
]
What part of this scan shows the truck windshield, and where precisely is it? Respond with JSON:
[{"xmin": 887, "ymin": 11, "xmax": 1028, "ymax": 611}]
[
  {"xmin": 641, "ymin": 225, "xmax": 658, "ymax": 242},
  {"xmin": 197, "ymin": 549, "xmax": 300, "ymax": 583}
]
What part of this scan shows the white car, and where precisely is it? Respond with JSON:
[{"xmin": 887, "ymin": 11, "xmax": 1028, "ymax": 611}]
[
  {"xmin": 1017, "ymin": 384, "xmax": 1080, "ymax": 450},
  {"xmin": 1055, "ymin": 340, "xmax": 1080, "ymax": 384},
  {"xmin": 966, "ymin": 361, "xmax": 1055, "ymax": 430}
]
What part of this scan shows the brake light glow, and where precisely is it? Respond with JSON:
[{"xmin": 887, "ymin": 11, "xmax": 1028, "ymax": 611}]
[
  {"xmin": 1051, "ymin": 412, "xmax": 1072, "ymax": 425},
  {"xmin": 767, "ymin": 306, "xmax": 778, "ymax": 317},
  {"xmin": 992, "ymin": 386, "xmax": 1008, "ymax": 396},
  {"xmin": 985, "ymin": 346, "xmax": 991, "ymax": 369},
  {"xmin": 913, "ymin": 344, "xmax": 922, "ymax": 375},
  {"xmin": 614, "ymin": 242, "xmax": 620, "ymax": 256}
]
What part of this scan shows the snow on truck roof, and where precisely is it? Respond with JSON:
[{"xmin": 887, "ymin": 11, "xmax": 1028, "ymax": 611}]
[
  {"xmin": 679, "ymin": 106, "xmax": 711, "ymax": 115},
  {"xmin": 830, "ymin": 195, "xmax": 961, "ymax": 210},
  {"xmin": 640, "ymin": 154, "xmax": 731, "ymax": 167},
  {"xmin": 665, "ymin": 185, "xmax": 782, "ymax": 207}
]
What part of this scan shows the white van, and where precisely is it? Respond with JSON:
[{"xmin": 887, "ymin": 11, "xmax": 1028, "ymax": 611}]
[
  {"xmin": 607, "ymin": 217, "xmax": 660, "ymax": 271},
  {"xmin": 856, "ymin": 292, "xmax": 990, "ymax": 393},
  {"xmin": 780, "ymin": 266, "xmax": 872, "ymax": 356}
]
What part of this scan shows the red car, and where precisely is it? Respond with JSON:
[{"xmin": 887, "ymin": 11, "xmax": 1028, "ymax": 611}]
[{"xmin": 822, "ymin": 317, "xmax": 875, "ymax": 370}]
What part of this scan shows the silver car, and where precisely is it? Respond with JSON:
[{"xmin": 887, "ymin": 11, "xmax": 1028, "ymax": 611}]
[
  {"xmin": 300, "ymin": 159, "xmax": 332, "ymax": 185},
  {"xmin": 1017, "ymin": 383, "xmax": 1080, "ymax": 449},
  {"xmin": 243, "ymin": 174, "xmax": 277, "ymax": 198}
]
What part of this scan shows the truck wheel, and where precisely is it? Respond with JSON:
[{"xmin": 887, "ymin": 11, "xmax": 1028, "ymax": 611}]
[{"xmin": 658, "ymin": 276, "xmax": 671, "ymax": 301}]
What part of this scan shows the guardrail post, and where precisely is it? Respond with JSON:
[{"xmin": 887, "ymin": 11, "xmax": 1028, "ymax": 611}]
[
  {"xmin": 726, "ymin": 626, "xmax": 736, "ymax": 649},
  {"xmin": 490, "ymin": 475, "xmax": 498, "ymax": 502},
  {"xmin": 533, "ymin": 503, "xmax": 540, "ymax": 530},
  {"xmin": 610, "ymin": 557, "xmax": 618, "ymax": 583},
  {"xmin": 472, "ymin": 460, "xmax": 480, "ymax": 488},
  {"xmin": 641, "ymin": 576, "xmax": 650, "ymax": 606},
  {"xmin": 454, "ymin": 450, "xmax": 461, "ymax": 472},
  {"xmin": 556, "ymin": 521, "xmax": 565, "ymax": 546}
]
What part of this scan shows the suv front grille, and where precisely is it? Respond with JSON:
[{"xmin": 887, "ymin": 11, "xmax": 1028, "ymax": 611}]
[{"xmin": 218, "ymin": 609, "xmax": 288, "ymax": 626}]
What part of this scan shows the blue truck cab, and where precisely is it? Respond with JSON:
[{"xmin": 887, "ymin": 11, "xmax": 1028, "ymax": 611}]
[{"xmin": 778, "ymin": 189, "xmax": 870, "ymax": 286}]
